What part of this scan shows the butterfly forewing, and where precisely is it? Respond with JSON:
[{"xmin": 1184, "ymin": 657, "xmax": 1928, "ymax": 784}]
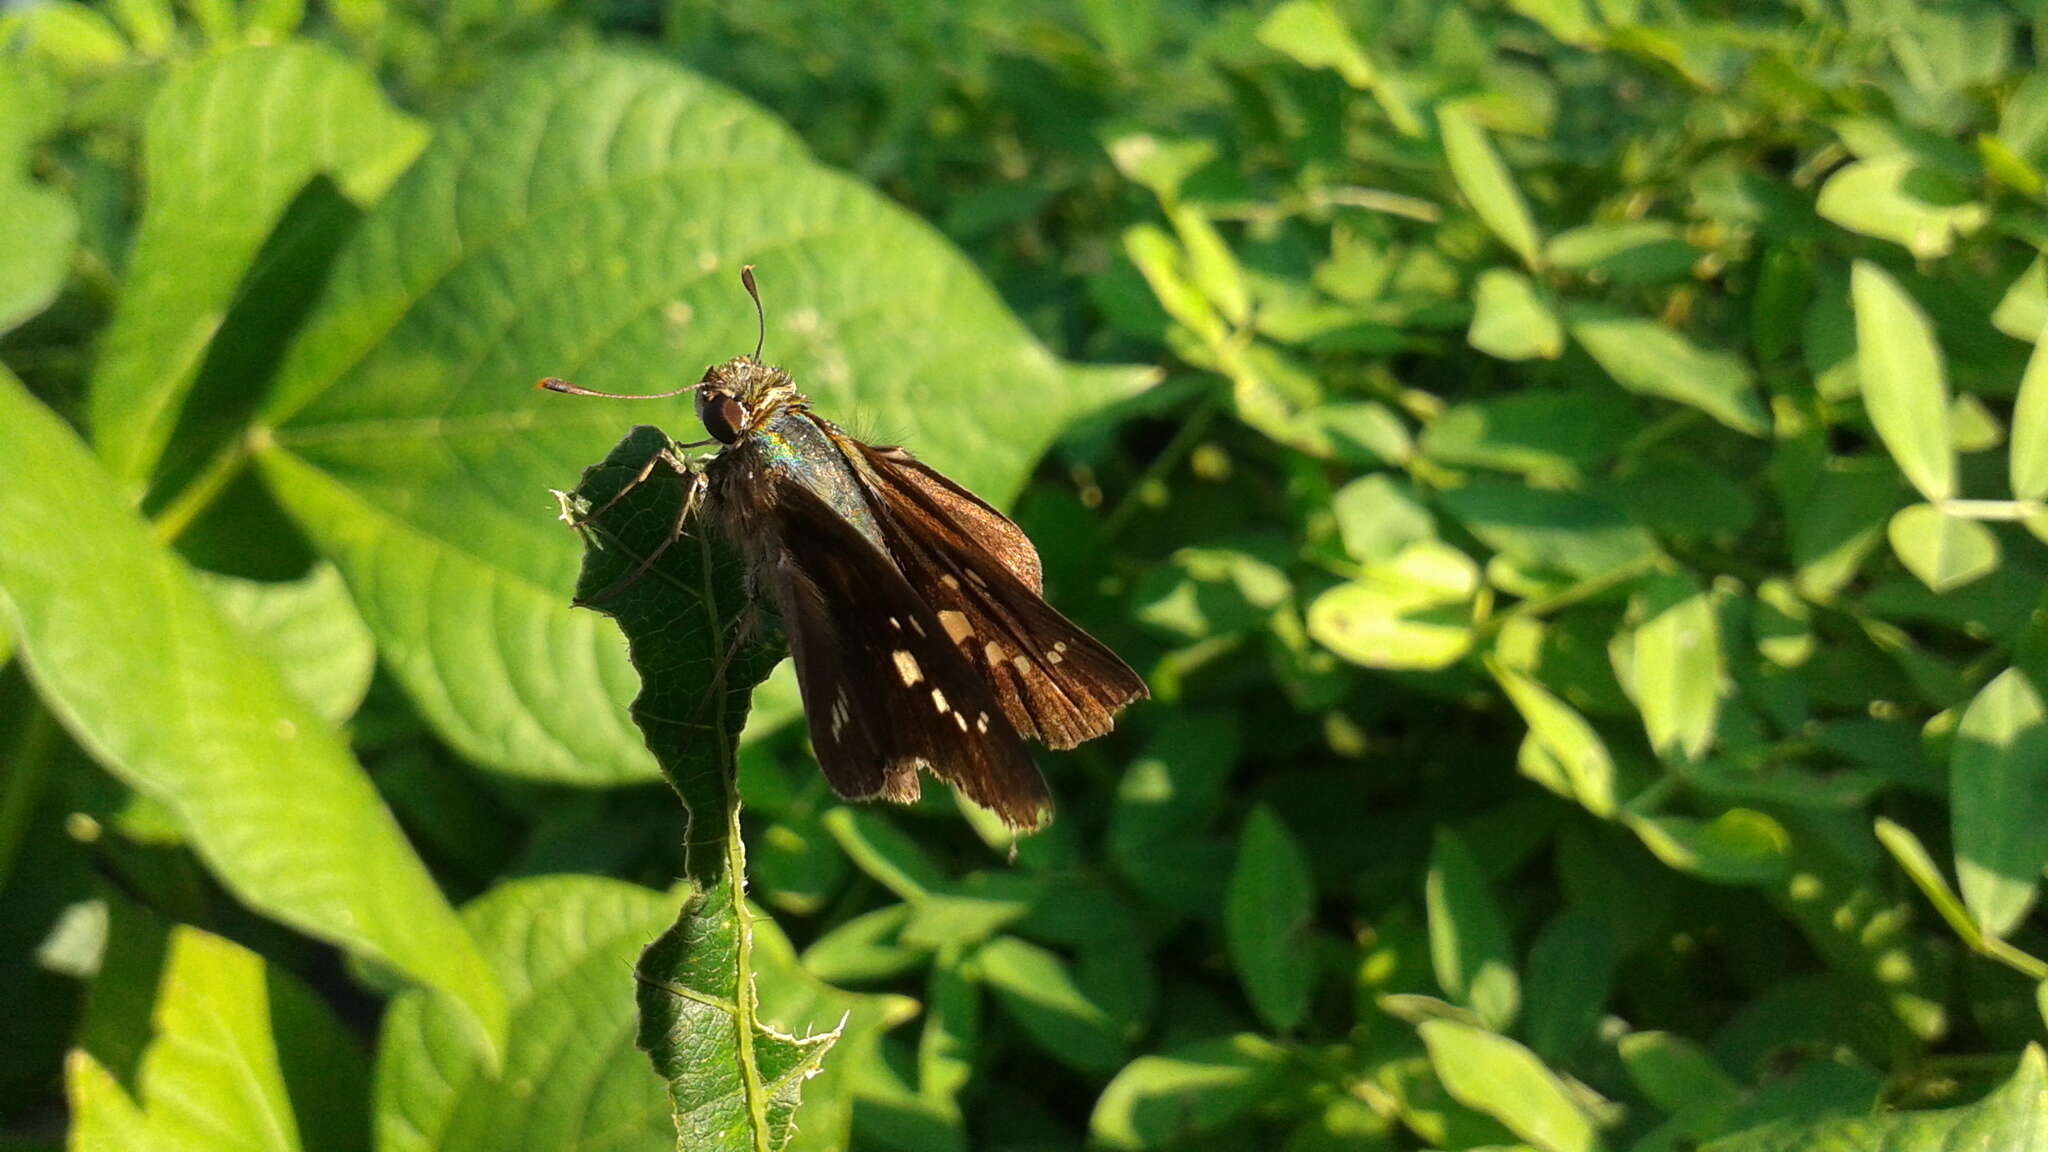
[
  {"xmin": 839, "ymin": 436, "xmax": 1149, "ymax": 750},
  {"xmin": 765, "ymin": 479, "xmax": 1053, "ymax": 829}
]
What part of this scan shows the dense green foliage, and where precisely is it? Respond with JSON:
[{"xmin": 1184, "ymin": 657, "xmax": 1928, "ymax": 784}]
[{"xmin": 4, "ymin": 0, "xmax": 2048, "ymax": 1149}]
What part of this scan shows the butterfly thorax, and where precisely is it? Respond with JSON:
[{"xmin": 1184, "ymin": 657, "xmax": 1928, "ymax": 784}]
[{"xmin": 699, "ymin": 360, "xmax": 887, "ymax": 556}]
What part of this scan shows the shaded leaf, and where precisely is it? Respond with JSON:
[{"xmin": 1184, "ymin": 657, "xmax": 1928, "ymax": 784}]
[
  {"xmin": 1468, "ymin": 268, "xmax": 1563, "ymax": 361},
  {"xmin": 1426, "ymin": 828, "xmax": 1519, "ymax": 1031},
  {"xmin": 89, "ymin": 44, "xmax": 427, "ymax": 488},
  {"xmin": 1224, "ymin": 805, "xmax": 1317, "ymax": 1031},
  {"xmin": 1887, "ymin": 503, "xmax": 2000, "ymax": 592},
  {"xmin": 1567, "ymin": 307, "xmax": 1766, "ymax": 436},
  {"xmin": 1089, "ymin": 1035, "xmax": 1289, "ymax": 1151},
  {"xmin": 1419, "ymin": 1019, "xmax": 1600, "ymax": 1152},
  {"xmin": 1699, "ymin": 1044, "xmax": 2048, "ymax": 1151},
  {"xmin": 1952, "ymin": 668, "xmax": 2048, "ymax": 939},
  {"xmin": 195, "ymin": 563, "xmax": 374, "ymax": 725},
  {"xmin": 1438, "ymin": 106, "xmax": 1543, "ymax": 270}
]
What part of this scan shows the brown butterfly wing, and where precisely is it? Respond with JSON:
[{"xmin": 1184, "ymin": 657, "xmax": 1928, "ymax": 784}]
[
  {"xmin": 763, "ymin": 477, "xmax": 1053, "ymax": 829},
  {"xmin": 841, "ymin": 440, "xmax": 1148, "ymax": 750}
]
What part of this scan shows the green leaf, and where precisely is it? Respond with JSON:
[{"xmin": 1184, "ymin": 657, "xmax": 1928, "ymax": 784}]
[
  {"xmin": 1491, "ymin": 663, "xmax": 1617, "ymax": 817},
  {"xmin": 1426, "ymin": 828, "xmax": 1519, "ymax": 1031},
  {"xmin": 1698, "ymin": 1044, "xmax": 2048, "ymax": 1152},
  {"xmin": 1567, "ymin": 308, "xmax": 1767, "ymax": 435},
  {"xmin": 1468, "ymin": 268, "xmax": 1564, "ymax": 361},
  {"xmin": 374, "ymin": 876, "xmax": 687, "ymax": 1152},
  {"xmin": 918, "ymin": 952, "xmax": 979, "ymax": 1108},
  {"xmin": 0, "ymin": 371, "xmax": 505, "ymax": 1054},
  {"xmin": 1816, "ymin": 156, "xmax": 1987, "ymax": 259},
  {"xmin": 1620, "ymin": 574, "xmax": 1723, "ymax": 765},
  {"xmin": 2013, "ymin": 326, "xmax": 2048, "ymax": 502},
  {"xmin": 1089, "ymin": 1035, "xmax": 1289, "ymax": 1151},
  {"xmin": 0, "ymin": 66, "xmax": 77, "ymax": 336},
  {"xmin": 63, "ymin": 925, "xmax": 369, "ymax": 1152},
  {"xmin": 1624, "ymin": 809, "xmax": 1789, "ymax": 885},
  {"xmin": 1951, "ymin": 668, "xmax": 2048, "ymax": 939},
  {"xmin": 1851, "ymin": 262, "xmax": 1956, "ymax": 502},
  {"xmin": 1545, "ymin": 221, "xmax": 1695, "ymax": 285},
  {"xmin": 88, "ymin": 44, "xmax": 427, "ymax": 489},
  {"xmin": 1329, "ymin": 474, "xmax": 1435, "ymax": 565},
  {"xmin": 1256, "ymin": 0, "xmax": 1374, "ymax": 87},
  {"xmin": 1224, "ymin": 805, "xmax": 1317, "ymax": 1031},
  {"xmin": 1418, "ymin": 1019, "xmax": 1601, "ymax": 1152},
  {"xmin": 1887, "ymin": 503, "xmax": 2000, "ymax": 592},
  {"xmin": 1993, "ymin": 256, "xmax": 2048, "ymax": 344},
  {"xmin": 978, "ymin": 936, "xmax": 1126, "ymax": 1073},
  {"xmin": 555, "ymin": 429, "xmax": 833, "ymax": 1150},
  {"xmin": 195, "ymin": 563, "xmax": 374, "ymax": 725},
  {"xmin": 1423, "ymin": 388, "xmax": 1636, "ymax": 478},
  {"xmin": 1522, "ymin": 910, "xmax": 1617, "ymax": 1062},
  {"xmin": 254, "ymin": 51, "xmax": 1145, "ymax": 785},
  {"xmin": 1440, "ymin": 479, "xmax": 1656, "ymax": 581},
  {"xmin": 1439, "ymin": 106, "xmax": 1544, "ymax": 270},
  {"xmin": 799, "ymin": 904, "xmax": 923, "ymax": 985},
  {"xmin": 1307, "ymin": 580, "xmax": 1472, "ymax": 671},
  {"xmin": 1618, "ymin": 1031, "xmax": 1740, "ymax": 1112}
]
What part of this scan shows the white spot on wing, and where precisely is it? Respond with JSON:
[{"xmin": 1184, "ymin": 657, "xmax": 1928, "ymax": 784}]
[
  {"xmin": 939, "ymin": 610, "xmax": 973, "ymax": 643},
  {"xmin": 931, "ymin": 688, "xmax": 949, "ymax": 714},
  {"xmin": 975, "ymin": 712, "xmax": 990, "ymax": 733},
  {"xmin": 941, "ymin": 574, "xmax": 961, "ymax": 590},
  {"xmin": 983, "ymin": 641, "xmax": 1005, "ymax": 665},
  {"xmin": 892, "ymin": 650, "xmax": 923, "ymax": 686}
]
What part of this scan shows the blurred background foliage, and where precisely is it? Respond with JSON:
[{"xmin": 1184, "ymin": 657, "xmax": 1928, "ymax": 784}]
[{"xmin": 3, "ymin": 0, "xmax": 2048, "ymax": 1149}]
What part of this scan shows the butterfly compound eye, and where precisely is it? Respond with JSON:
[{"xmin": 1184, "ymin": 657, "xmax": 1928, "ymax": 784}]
[{"xmin": 699, "ymin": 393, "xmax": 748, "ymax": 444}]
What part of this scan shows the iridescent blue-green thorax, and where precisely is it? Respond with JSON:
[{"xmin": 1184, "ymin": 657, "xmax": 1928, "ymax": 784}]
[{"xmin": 697, "ymin": 356, "xmax": 886, "ymax": 554}]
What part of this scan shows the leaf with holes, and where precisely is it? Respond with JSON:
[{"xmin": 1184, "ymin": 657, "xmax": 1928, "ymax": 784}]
[{"xmin": 251, "ymin": 50, "xmax": 1148, "ymax": 786}]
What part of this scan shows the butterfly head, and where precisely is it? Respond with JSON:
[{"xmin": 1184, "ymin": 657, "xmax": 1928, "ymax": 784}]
[{"xmin": 695, "ymin": 356, "xmax": 800, "ymax": 444}]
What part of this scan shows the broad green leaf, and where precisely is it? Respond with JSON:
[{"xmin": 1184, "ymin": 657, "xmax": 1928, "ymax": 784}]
[
  {"xmin": 254, "ymin": 51, "xmax": 1146, "ymax": 785},
  {"xmin": 1330, "ymin": 474, "xmax": 1435, "ymax": 564},
  {"xmin": 66, "ymin": 1050, "xmax": 159, "ymax": 1152},
  {"xmin": 0, "ymin": 371, "xmax": 504, "ymax": 1054},
  {"xmin": 1887, "ymin": 503, "xmax": 2000, "ymax": 592},
  {"xmin": 1567, "ymin": 308, "xmax": 1766, "ymax": 436},
  {"xmin": 1224, "ymin": 805, "xmax": 1317, "ymax": 1031},
  {"xmin": 374, "ymin": 876, "xmax": 688, "ymax": 1152},
  {"xmin": 2014, "ymin": 326, "xmax": 2048, "ymax": 501},
  {"xmin": 1491, "ymin": 664, "xmax": 1617, "ymax": 817},
  {"xmin": 1994, "ymin": 256, "xmax": 2048, "ymax": 343},
  {"xmin": 799, "ymin": 904, "xmax": 923, "ymax": 985},
  {"xmin": 919, "ymin": 952, "xmax": 979, "ymax": 1108},
  {"xmin": 1625, "ymin": 809, "xmax": 1789, "ymax": 886},
  {"xmin": 0, "ymin": 65, "xmax": 76, "ymax": 336},
  {"xmin": 64, "ymin": 925, "xmax": 368, "ymax": 1152},
  {"xmin": 1440, "ymin": 479, "xmax": 1656, "ymax": 581},
  {"xmin": 1699, "ymin": 1044, "xmax": 2048, "ymax": 1152},
  {"xmin": 1425, "ymin": 387, "xmax": 1636, "ymax": 480},
  {"xmin": 1618, "ymin": 1032, "xmax": 1739, "ymax": 1112},
  {"xmin": 1851, "ymin": 262, "xmax": 1956, "ymax": 502},
  {"xmin": 1438, "ymin": 106, "xmax": 1543, "ymax": 270},
  {"xmin": 1307, "ymin": 581, "xmax": 1472, "ymax": 670},
  {"xmin": 978, "ymin": 936, "xmax": 1126, "ymax": 1073},
  {"xmin": 823, "ymin": 808, "xmax": 947, "ymax": 901},
  {"xmin": 1545, "ymin": 221, "xmax": 1695, "ymax": 284},
  {"xmin": 1419, "ymin": 1020, "xmax": 1601, "ymax": 1152},
  {"xmin": 1522, "ymin": 911, "xmax": 1617, "ymax": 1062},
  {"xmin": 89, "ymin": 44, "xmax": 427, "ymax": 488},
  {"xmin": 1620, "ymin": 575, "xmax": 1723, "ymax": 765},
  {"xmin": 1256, "ymin": 0, "xmax": 1374, "ymax": 87},
  {"xmin": 1109, "ymin": 712, "xmax": 1237, "ymax": 915},
  {"xmin": 557, "ymin": 430, "xmax": 832, "ymax": 1150},
  {"xmin": 1951, "ymin": 668, "xmax": 2048, "ymax": 939},
  {"xmin": 1789, "ymin": 457, "xmax": 1903, "ymax": 602},
  {"xmin": 1426, "ymin": 828, "xmax": 1519, "ymax": 1031},
  {"xmin": 1168, "ymin": 204, "xmax": 1249, "ymax": 325},
  {"xmin": 196, "ymin": 563, "xmax": 374, "ymax": 725},
  {"xmin": 1468, "ymin": 268, "xmax": 1564, "ymax": 361},
  {"xmin": 1816, "ymin": 156, "xmax": 1986, "ymax": 259},
  {"xmin": 1089, "ymin": 1035, "xmax": 1289, "ymax": 1151},
  {"xmin": 1104, "ymin": 134, "xmax": 1217, "ymax": 202},
  {"xmin": 5, "ymin": 2, "xmax": 129, "ymax": 75}
]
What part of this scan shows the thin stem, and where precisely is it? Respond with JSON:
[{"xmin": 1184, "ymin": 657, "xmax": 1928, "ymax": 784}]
[
  {"xmin": 1099, "ymin": 390, "xmax": 1223, "ymax": 539},
  {"xmin": 1474, "ymin": 553, "xmax": 1663, "ymax": 639},
  {"xmin": 152, "ymin": 439, "xmax": 251, "ymax": 543},
  {"xmin": 0, "ymin": 702, "xmax": 58, "ymax": 897},
  {"xmin": 1941, "ymin": 499, "xmax": 2044, "ymax": 522}
]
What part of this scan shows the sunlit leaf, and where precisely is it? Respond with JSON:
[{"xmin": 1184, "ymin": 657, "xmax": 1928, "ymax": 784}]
[
  {"xmin": 1851, "ymin": 262, "xmax": 1956, "ymax": 502},
  {"xmin": 1951, "ymin": 668, "xmax": 2048, "ymax": 939}
]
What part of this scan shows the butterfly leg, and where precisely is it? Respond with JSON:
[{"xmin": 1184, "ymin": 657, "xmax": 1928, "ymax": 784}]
[
  {"xmin": 573, "ymin": 464, "xmax": 709, "ymax": 607},
  {"xmin": 566, "ymin": 437, "xmax": 708, "ymax": 531}
]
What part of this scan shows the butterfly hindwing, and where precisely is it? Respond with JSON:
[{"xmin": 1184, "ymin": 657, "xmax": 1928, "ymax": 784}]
[
  {"xmin": 840, "ymin": 438, "xmax": 1149, "ymax": 750},
  {"xmin": 763, "ymin": 477, "xmax": 1053, "ymax": 829}
]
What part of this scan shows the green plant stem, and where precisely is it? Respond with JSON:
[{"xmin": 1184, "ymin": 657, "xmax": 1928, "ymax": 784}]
[
  {"xmin": 1099, "ymin": 389, "xmax": 1223, "ymax": 539},
  {"xmin": 0, "ymin": 702, "xmax": 58, "ymax": 897},
  {"xmin": 1941, "ymin": 499, "xmax": 2044, "ymax": 521},
  {"xmin": 151, "ymin": 437, "xmax": 252, "ymax": 543},
  {"xmin": 1474, "ymin": 553, "xmax": 1662, "ymax": 639}
]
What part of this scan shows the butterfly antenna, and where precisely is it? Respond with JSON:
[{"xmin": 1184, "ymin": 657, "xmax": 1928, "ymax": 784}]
[
  {"xmin": 534, "ymin": 377, "xmax": 701, "ymax": 400},
  {"xmin": 742, "ymin": 264, "xmax": 766, "ymax": 361}
]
